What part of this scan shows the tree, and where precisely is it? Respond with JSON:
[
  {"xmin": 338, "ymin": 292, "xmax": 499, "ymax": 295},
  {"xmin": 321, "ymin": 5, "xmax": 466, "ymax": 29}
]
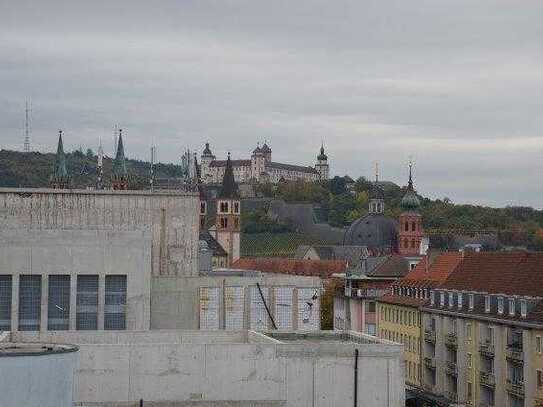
[{"xmin": 86, "ymin": 148, "xmax": 95, "ymax": 159}]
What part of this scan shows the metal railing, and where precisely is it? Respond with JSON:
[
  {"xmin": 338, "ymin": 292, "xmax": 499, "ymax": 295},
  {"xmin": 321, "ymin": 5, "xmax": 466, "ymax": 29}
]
[
  {"xmin": 479, "ymin": 371, "xmax": 496, "ymax": 388},
  {"xmin": 506, "ymin": 344, "xmax": 524, "ymax": 363},
  {"xmin": 424, "ymin": 329, "xmax": 436, "ymax": 344},
  {"xmin": 479, "ymin": 341, "xmax": 495, "ymax": 358},
  {"xmin": 505, "ymin": 379, "xmax": 525, "ymax": 398},
  {"xmin": 423, "ymin": 357, "xmax": 436, "ymax": 369},
  {"xmin": 445, "ymin": 332, "xmax": 458, "ymax": 348},
  {"xmin": 445, "ymin": 361, "xmax": 458, "ymax": 377}
]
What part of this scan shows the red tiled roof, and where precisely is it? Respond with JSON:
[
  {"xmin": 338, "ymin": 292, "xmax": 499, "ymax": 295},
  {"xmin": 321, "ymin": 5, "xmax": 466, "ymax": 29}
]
[
  {"xmin": 232, "ymin": 257, "xmax": 347, "ymax": 279},
  {"xmin": 440, "ymin": 251, "xmax": 543, "ymax": 297},
  {"xmin": 401, "ymin": 252, "xmax": 463, "ymax": 287}
]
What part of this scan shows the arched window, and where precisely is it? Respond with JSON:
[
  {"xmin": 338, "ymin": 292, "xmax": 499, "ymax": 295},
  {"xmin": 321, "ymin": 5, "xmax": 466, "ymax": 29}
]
[
  {"xmin": 411, "ymin": 239, "xmax": 416, "ymax": 248},
  {"xmin": 405, "ymin": 222, "xmax": 409, "ymax": 232},
  {"xmin": 411, "ymin": 221, "xmax": 416, "ymax": 231},
  {"xmin": 403, "ymin": 239, "xmax": 409, "ymax": 248}
]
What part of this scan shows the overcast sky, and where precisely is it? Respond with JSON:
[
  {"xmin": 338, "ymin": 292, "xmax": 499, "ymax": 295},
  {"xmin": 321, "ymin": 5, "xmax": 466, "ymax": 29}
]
[{"xmin": 1, "ymin": 0, "xmax": 542, "ymax": 207}]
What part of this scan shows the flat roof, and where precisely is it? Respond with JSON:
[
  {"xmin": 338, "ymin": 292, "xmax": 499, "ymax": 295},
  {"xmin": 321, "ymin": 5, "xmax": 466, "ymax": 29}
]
[{"xmin": 0, "ymin": 343, "xmax": 79, "ymax": 357}]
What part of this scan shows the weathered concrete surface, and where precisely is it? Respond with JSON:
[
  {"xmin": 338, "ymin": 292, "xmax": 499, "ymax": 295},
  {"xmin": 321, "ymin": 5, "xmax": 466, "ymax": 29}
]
[
  {"xmin": 151, "ymin": 273, "xmax": 321, "ymax": 330},
  {"xmin": 0, "ymin": 342, "xmax": 78, "ymax": 407},
  {"xmin": 14, "ymin": 330, "xmax": 404, "ymax": 407}
]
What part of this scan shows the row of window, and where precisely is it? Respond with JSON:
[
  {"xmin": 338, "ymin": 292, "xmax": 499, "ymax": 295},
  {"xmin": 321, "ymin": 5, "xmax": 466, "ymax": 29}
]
[
  {"xmin": 218, "ymin": 216, "xmax": 240, "ymax": 229},
  {"xmin": 394, "ymin": 286, "xmax": 431, "ymax": 299},
  {"xmin": 218, "ymin": 201, "xmax": 240, "ymax": 215},
  {"xmin": 0, "ymin": 274, "xmax": 127, "ymax": 331},
  {"xmin": 380, "ymin": 305, "xmax": 421, "ymax": 327},
  {"xmin": 381, "ymin": 328, "xmax": 421, "ymax": 354},
  {"xmin": 432, "ymin": 290, "xmax": 529, "ymax": 318},
  {"xmin": 403, "ymin": 221, "xmax": 420, "ymax": 232}
]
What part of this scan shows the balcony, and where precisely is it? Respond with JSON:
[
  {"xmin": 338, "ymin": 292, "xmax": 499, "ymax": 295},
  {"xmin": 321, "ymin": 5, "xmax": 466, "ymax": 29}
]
[
  {"xmin": 534, "ymin": 398, "xmax": 543, "ymax": 407},
  {"xmin": 506, "ymin": 379, "xmax": 525, "ymax": 398},
  {"xmin": 423, "ymin": 357, "xmax": 436, "ymax": 370},
  {"xmin": 445, "ymin": 361, "xmax": 458, "ymax": 377},
  {"xmin": 445, "ymin": 332, "xmax": 458, "ymax": 348},
  {"xmin": 506, "ymin": 344, "xmax": 524, "ymax": 364},
  {"xmin": 479, "ymin": 371, "xmax": 496, "ymax": 388},
  {"xmin": 479, "ymin": 341, "xmax": 495, "ymax": 358},
  {"xmin": 444, "ymin": 390, "xmax": 458, "ymax": 403},
  {"xmin": 478, "ymin": 403, "xmax": 495, "ymax": 407},
  {"xmin": 424, "ymin": 329, "xmax": 436, "ymax": 344}
]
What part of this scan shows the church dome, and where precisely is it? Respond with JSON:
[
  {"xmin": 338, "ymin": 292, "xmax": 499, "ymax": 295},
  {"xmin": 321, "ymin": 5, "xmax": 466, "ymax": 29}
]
[
  {"xmin": 343, "ymin": 213, "xmax": 398, "ymax": 250},
  {"xmin": 202, "ymin": 142, "xmax": 213, "ymax": 157},
  {"xmin": 400, "ymin": 189, "xmax": 421, "ymax": 211}
]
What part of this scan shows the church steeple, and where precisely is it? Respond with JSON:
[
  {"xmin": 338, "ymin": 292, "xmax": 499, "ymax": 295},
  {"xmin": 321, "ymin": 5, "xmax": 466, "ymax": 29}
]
[
  {"xmin": 214, "ymin": 152, "xmax": 241, "ymax": 266},
  {"xmin": 50, "ymin": 130, "xmax": 70, "ymax": 189},
  {"xmin": 111, "ymin": 129, "xmax": 129, "ymax": 190},
  {"xmin": 368, "ymin": 162, "xmax": 385, "ymax": 214},
  {"xmin": 96, "ymin": 138, "xmax": 104, "ymax": 189},
  {"xmin": 398, "ymin": 161, "xmax": 424, "ymax": 256},
  {"xmin": 315, "ymin": 142, "xmax": 329, "ymax": 180}
]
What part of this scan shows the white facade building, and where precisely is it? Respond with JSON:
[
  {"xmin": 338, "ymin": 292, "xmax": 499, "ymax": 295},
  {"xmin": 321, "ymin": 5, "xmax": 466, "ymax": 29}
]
[{"xmin": 199, "ymin": 142, "xmax": 330, "ymax": 184}]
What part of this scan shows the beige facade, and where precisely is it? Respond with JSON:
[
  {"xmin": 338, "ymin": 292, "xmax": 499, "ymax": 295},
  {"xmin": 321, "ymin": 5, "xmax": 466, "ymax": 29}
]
[
  {"xmin": 378, "ymin": 302, "xmax": 423, "ymax": 388},
  {"xmin": 421, "ymin": 307, "xmax": 543, "ymax": 407}
]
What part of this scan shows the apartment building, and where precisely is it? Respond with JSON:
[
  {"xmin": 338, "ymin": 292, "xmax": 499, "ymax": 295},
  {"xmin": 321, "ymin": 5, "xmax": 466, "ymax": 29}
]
[
  {"xmin": 421, "ymin": 252, "xmax": 543, "ymax": 407},
  {"xmin": 377, "ymin": 253, "xmax": 462, "ymax": 395}
]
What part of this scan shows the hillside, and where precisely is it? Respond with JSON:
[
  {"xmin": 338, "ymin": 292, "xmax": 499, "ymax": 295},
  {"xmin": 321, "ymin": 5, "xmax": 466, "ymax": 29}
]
[
  {"xmin": 2, "ymin": 149, "xmax": 543, "ymax": 250},
  {"xmin": 0, "ymin": 149, "xmax": 180, "ymax": 189}
]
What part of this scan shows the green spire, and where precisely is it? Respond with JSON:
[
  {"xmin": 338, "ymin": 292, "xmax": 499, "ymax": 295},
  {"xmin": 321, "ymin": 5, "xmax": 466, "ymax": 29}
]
[
  {"xmin": 113, "ymin": 129, "xmax": 127, "ymax": 177},
  {"xmin": 54, "ymin": 130, "xmax": 68, "ymax": 178},
  {"xmin": 400, "ymin": 162, "xmax": 421, "ymax": 211}
]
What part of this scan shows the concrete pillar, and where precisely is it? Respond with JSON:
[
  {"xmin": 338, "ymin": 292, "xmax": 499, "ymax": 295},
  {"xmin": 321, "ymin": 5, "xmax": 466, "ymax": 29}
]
[
  {"xmin": 243, "ymin": 285, "xmax": 250, "ymax": 330},
  {"xmin": 292, "ymin": 288, "xmax": 299, "ymax": 331},
  {"xmin": 40, "ymin": 275, "xmax": 48, "ymax": 332},
  {"xmin": 98, "ymin": 275, "xmax": 105, "ymax": 330},
  {"xmin": 69, "ymin": 275, "xmax": 77, "ymax": 330},
  {"xmin": 11, "ymin": 275, "xmax": 19, "ymax": 332}
]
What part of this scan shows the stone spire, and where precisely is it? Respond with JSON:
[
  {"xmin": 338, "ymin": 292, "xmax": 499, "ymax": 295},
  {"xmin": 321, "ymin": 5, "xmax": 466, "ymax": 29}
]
[
  {"xmin": 96, "ymin": 138, "xmax": 104, "ymax": 189},
  {"xmin": 50, "ymin": 130, "xmax": 70, "ymax": 189},
  {"xmin": 111, "ymin": 129, "xmax": 129, "ymax": 190},
  {"xmin": 219, "ymin": 152, "xmax": 239, "ymax": 199}
]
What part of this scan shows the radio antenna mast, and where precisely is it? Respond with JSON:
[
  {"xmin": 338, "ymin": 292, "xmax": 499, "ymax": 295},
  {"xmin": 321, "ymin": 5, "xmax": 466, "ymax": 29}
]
[{"xmin": 24, "ymin": 100, "xmax": 31, "ymax": 152}]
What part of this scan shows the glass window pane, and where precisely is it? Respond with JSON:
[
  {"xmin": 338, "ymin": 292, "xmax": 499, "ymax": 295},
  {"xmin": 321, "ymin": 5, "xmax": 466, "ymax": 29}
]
[
  {"xmin": 19, "ymin": 275, "xmax": 41, "ymax": 331},
  {"xmin": 0, "ymin": 276, "xmax": 12, "ymax": 331},
  {"xmin": 48, "ymin": 275, "xmax": 70, "ymax": 330},
  {"xmin": 104, "ymin": 275, "xmax": 126, "ymax": 330},
  {"xmin": 77, "ymin": 275, "xmax": 99, "ymax": 330}
]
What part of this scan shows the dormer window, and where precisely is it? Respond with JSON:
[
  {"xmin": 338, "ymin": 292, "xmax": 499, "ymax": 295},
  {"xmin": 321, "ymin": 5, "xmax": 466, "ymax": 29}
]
[
  {"xmin": 430, "ymin": 291, "xmax": 435, "ymax": 306},
  {"xmin": 448, "ymin": 292, "xmax": 454, "ymax": 308},
  {"xmin": 469, "ymin": 294, "xmax": 474, "ymax": 310},
  {"xmin": 458, "ymin": 293, "xmax": 463, "ymax": 309},
  {"xmin": 497, "ymin": 297, "xmax": 504, "ymax": 314},
  {"xmin": 440, "ymin": 292, "xmax": 445, "ymax": 307},
  {"xmin": 485, "ymin": 296, "xmax": 490, "ymax": 313},
  {"xmin": 509, "ymin": 298, "xmax": 515, "ymax": 316},
  {"xmin": 520, "ymin": 299, "xmax": 527, "ymax": 318}
]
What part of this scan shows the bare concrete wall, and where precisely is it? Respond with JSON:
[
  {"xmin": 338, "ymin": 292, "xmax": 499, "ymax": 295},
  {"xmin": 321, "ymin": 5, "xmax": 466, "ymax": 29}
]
[{"xmin": 14, "ymin": 330, "xmax": 404, "ymax": 407}]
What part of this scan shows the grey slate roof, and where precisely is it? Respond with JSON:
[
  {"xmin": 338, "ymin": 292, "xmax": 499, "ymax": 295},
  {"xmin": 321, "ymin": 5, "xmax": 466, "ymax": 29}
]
[
  {"xmin": 199, "ymin": 230, "xmax": 227, "ymax": 257},
  {"xmin": 343, "ymin": 213, "xmax": 398, "ymax": 250}
]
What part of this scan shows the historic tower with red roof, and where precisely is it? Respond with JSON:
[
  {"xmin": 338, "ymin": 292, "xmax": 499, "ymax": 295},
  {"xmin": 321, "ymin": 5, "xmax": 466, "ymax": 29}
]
[{"xmin": 398, "ymin": 163, "xmax": 424, "ymax": 256}]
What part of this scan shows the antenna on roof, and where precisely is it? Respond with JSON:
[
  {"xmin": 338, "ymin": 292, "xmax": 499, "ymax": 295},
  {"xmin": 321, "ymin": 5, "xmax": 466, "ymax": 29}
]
[
  {"xmin": 24, "ymin": 100, "xmax": 31, "ymax": 152},
  {"xmin": 375, "ymin": 162, "xmax": 379, "ymax": 183},
  {"xmin": 150, "ymin": 142, "xmax": 157, "ymax": 192}
]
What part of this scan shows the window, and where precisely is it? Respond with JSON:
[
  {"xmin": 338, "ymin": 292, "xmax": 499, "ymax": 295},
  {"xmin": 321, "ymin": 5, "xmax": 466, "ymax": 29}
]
[
  {"xmin": 0, "ymin": 275, "xmax": 12, "ymax": 331},
  {"xmin": 485, "ymin": 295, "xmax": 490, "ymax": 313},
  {"xmin": 48, "ymin": 275, "xmax": 70, "ymax": 330},
  {"xmin": 233, "ymin": 201, "xmax": 240, "ymax": 214},
  {"xmin": 411, "ymin": 221, "xmax": 416, "ymax": 231},
  {"xmin": 77, "ymin": 275, "xmax": 98, "ymax": 330},
  {"xmin": 200, "ymin": 201, "xmax": 206, "ymax": 214},
  {"xmin": 520, "ymin": 299, "xmax": 527, "ymax": 318},
  {"xmin": 497, "ymin": 297, "xmax": 504, "ymax": 314},
  {"xmin": 466, "ymin": 322, "xmax": 472, "ymax": 340},
  {"xmin": 536, "ymin": 336, "xmax": 542, "ymax": 354},
  {"xmin": 405, "ymin": 222, "xmax": 409, "ymax": 232},
  {"xmin": 440, "ymin": 292, "xmax": 445, "ymax": 307},
  {"xmin": 509, "ymin": 298, "xmax": 515, "ymax": 316},
  {"xmin": 220, "ymin": 217, "xmax": 228, "ymax": 228},
  {"xmin": 367, "ymin": 302, "xmax": 376, "ymax": 313},
  {"xmin": 19, "ymin": 275, "xmax": 41, "ymax": 331},
  {"xmin": 104, "ymin": 275, "xmax": 127, "ymax": 330},
  {"xmin": 219, "ymin": 201, "xmax": 229, "ymax": 213},
  {"xmin": 411, "ymin": 239, "xmax": 416, "ymax": 249},
  {"xmin": 467, "ymin": 353, "xmax": 472, "ymax": 368},
  {"xmin": 469, "ymin": 294, "xmax": 474, "ymax": 310},
  {"xmin": 448, "ymin": 292, "xmax": 454, "ymax": 308},
  {"xmin": 467, "ymin": 382, "xmax": 472, "ymax": 401},
  {"xmin": 457, "ymin": 293, "xmax": 463, "ymax": 309},
  {"xmin": 538, "ymin": 370, "xmax": 543, "ymax": 388}
]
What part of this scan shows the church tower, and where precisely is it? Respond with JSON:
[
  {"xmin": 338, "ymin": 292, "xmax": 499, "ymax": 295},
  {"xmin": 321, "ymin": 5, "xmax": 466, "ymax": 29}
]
[
  {"xmin": 214, "ymin": 153, "xmax": 241, "ymax": 266},
  {"xmin": 368, "ymin": 165, "xmax": 385, "ymax": 214},
  {"xmin": 200, "ymin": 142, "xmax": 215, "ymax": 183},
  {"xmin": 315, "ymin": 143, "xmax": 329, "ymax": 180},
  {"xmin": 96, "ymin": 138, "xmax": 104, "ymax": 189},
  {"xmin": 50, "ymin": 130, "xmax": 70, "ymax": 189},
  {"xmin": 111, "ymin": 129, "xmax": 129, "ymax": 190},
  {"xmin": 398, "ymin": 163, "xmax": 423, "ymax": 256}
]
